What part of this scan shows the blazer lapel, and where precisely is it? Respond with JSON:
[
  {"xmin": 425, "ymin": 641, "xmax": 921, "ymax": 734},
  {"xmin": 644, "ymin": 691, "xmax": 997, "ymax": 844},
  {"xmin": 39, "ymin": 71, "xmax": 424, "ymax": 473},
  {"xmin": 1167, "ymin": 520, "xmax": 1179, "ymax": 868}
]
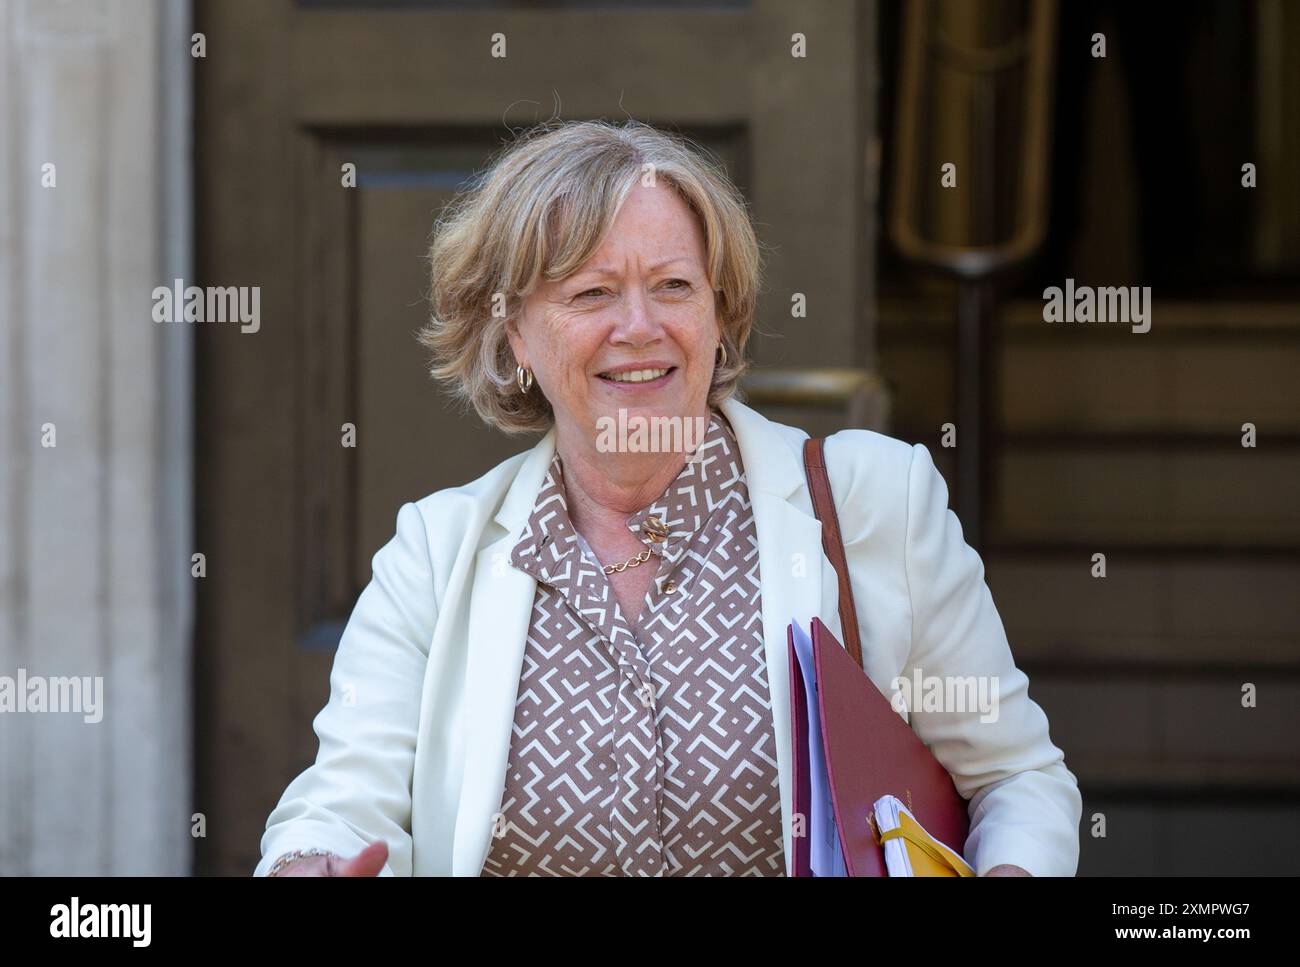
[
  {"xmin": 451, "ymin": 427, "xmax": 556, "ymax": 876},
  {"xmin": 720, "ymin": 397, "xmax": 839, "ymax": 876}
]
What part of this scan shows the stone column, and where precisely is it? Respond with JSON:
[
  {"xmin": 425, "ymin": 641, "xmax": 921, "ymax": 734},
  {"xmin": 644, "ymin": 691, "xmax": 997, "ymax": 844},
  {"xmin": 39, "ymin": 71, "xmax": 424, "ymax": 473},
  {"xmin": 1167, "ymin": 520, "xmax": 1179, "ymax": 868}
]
[{"xmin": 0, "ymin": 0, "xmax": 192, "ymax": 874}]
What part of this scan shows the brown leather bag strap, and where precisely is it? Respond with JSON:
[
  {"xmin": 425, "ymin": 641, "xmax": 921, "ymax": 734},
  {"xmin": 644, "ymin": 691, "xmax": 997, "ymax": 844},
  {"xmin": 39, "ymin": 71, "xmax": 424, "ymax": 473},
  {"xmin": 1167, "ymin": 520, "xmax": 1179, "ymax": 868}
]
[{"xmin": 802, "ymin": 437, "xmax": 864, "ymax": 669}]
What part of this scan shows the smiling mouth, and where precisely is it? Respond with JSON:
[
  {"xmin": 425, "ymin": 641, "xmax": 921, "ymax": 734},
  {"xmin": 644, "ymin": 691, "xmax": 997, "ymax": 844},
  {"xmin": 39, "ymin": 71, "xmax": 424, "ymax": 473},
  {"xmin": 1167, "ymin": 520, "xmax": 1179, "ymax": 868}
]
[{"xmin": 596, "ymin": 366, "xmax": 676, "ymax": 383}]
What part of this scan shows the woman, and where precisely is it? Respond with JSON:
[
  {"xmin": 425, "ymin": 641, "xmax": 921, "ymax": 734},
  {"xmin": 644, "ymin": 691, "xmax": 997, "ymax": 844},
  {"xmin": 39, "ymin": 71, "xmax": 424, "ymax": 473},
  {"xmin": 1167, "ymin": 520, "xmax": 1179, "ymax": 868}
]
[{"xmin": 256, "ymin": 119, "xmax": 1081, "ymax": 877}]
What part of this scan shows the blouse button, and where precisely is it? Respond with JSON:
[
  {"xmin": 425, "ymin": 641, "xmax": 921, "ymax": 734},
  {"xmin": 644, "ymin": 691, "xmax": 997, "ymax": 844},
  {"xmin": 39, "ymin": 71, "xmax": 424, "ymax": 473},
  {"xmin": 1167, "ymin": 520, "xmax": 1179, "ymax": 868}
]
[{"xmin": 662, "ymin": 580, "xmax": 677, "ymax": 594}]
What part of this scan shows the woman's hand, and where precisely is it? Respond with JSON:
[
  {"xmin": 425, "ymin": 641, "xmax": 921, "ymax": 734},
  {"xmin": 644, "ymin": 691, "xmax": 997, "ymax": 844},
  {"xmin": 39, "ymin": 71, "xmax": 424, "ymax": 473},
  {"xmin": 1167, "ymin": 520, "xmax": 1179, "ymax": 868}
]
[
  {"xmin": 983, "ymin": 863, "xmax": 1032, "ymax": 876},
  {"xmin": 275, "ymin": 841, "xmax": 389, "ymax": 876}
]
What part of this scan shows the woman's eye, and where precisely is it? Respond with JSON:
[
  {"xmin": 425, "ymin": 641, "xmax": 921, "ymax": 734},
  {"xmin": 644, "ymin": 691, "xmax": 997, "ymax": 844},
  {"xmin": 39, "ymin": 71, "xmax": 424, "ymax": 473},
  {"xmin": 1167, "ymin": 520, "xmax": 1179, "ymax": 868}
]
[{"xmin": 575, "ymin": 281, "xmax": 687, "ymax": 299}]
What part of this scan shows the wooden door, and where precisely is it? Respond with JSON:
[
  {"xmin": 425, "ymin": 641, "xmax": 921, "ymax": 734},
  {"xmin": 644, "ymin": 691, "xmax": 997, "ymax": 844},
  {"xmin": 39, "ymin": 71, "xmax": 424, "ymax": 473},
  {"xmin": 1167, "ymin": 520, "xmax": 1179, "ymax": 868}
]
[{"xmin": 195, "ymin": 0, "xmax": 877, "ymax": 874}]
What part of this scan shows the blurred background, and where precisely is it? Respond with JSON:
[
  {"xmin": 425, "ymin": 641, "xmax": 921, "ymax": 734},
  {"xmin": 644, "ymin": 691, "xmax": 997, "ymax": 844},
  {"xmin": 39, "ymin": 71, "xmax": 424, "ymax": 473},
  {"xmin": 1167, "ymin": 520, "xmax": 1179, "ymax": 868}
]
[{"xmin": 1, "ymin": 0, "xmax": 1297, "ymax": 876}]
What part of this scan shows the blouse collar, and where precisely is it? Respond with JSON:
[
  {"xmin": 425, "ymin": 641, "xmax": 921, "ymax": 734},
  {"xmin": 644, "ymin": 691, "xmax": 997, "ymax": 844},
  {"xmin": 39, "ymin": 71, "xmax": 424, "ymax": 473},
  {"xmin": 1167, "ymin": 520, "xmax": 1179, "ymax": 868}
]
[{"xmin": 509, "ymin": 409, "xmax": 743, "ymax": 583}]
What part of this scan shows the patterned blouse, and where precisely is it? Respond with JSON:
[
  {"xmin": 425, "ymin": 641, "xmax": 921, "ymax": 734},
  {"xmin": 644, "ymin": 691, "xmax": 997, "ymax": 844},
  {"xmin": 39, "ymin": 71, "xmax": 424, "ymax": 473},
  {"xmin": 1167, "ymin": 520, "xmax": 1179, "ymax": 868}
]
[{"xmin": 481, "ymin": 409, "xmax": 784, "ymax": 876}]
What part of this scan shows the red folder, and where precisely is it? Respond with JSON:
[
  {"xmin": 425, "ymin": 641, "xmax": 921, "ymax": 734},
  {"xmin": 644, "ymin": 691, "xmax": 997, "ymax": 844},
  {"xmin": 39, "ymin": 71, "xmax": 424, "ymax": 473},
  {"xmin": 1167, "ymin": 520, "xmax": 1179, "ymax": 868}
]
[{"xmin": 788, "ymin": 616, "xmax": 971, "ymax": 877}]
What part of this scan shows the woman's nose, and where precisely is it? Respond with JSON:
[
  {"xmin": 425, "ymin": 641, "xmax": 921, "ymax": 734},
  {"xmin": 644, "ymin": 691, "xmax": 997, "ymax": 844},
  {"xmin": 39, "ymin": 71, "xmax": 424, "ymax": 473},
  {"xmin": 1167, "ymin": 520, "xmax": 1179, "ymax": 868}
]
[{"xmin": 609, "ymin": 287, "xmax": 663, "ymax": 346}]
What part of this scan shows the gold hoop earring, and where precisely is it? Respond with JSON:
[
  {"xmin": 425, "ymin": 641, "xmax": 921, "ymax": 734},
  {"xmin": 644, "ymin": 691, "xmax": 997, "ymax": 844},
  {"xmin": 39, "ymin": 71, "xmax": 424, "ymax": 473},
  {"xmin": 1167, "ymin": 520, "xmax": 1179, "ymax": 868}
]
[{"xmin": 516, "ymin": 365, "xmax": 534, "ymax": 394}]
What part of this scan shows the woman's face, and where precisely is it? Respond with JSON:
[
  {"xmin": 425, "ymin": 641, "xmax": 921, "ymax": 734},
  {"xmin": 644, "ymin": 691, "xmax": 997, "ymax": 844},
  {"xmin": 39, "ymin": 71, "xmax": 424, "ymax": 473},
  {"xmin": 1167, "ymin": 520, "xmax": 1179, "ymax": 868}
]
[{"xmin": 507, "ymin": 181, "xmax": 720, "ymax": 452}]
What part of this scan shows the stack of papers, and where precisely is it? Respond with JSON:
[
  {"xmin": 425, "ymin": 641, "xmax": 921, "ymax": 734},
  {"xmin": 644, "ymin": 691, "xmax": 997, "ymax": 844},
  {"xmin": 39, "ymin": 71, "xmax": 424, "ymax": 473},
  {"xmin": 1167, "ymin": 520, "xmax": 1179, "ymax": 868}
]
[{"xmin": 790, "ymin": 620, "xmax": 847, "ymax": 876}]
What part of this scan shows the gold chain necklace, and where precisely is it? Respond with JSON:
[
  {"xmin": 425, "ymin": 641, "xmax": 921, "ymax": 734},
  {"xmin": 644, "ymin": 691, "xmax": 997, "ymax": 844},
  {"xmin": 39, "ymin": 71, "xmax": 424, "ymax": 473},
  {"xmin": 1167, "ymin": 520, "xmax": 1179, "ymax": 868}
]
[
  {"xmin": 600, "ymin": 515, "xmax": 670, "ymax": 574},
  {"xmin": 602, "ymin": 547, "xmax": 652, "ymax": 574}
]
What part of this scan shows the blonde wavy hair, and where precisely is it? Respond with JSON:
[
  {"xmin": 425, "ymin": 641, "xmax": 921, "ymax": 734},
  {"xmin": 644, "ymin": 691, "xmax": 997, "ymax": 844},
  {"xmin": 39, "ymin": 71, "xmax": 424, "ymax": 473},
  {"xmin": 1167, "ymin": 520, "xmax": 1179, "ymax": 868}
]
[{"xmin": 420, "ymin": 119, "xmax": 764, "ymax": 435}]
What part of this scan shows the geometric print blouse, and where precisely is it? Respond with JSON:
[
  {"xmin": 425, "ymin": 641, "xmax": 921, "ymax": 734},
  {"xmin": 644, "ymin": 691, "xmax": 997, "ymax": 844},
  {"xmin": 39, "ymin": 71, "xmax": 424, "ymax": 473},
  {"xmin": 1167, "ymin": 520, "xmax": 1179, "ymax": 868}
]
[{"xmin": 481, "ymin": 409, "xmax": 785, "ymax": 876}]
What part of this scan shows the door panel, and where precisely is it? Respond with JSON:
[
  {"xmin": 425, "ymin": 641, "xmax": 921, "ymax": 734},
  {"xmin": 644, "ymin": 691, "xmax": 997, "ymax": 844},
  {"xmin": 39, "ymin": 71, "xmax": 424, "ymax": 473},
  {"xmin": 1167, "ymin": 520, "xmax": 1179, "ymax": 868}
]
[{"xmin": 195, "ymin": 0, "xmax": 875, "ymax": 873}]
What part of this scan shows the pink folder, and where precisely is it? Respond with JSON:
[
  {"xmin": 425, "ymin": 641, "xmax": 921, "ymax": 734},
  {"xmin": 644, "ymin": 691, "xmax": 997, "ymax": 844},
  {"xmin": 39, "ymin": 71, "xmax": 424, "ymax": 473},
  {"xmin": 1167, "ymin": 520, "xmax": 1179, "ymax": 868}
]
[{"xmin": 789, "ymin": 616, "xmax": 971, "ymax": 876}]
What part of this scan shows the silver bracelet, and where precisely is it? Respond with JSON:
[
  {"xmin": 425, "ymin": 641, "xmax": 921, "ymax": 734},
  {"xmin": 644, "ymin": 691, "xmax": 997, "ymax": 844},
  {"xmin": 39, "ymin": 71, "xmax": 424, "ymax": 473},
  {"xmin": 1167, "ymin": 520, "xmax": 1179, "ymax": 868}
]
[{"xmin": 266, "ymin": 847, "xmax": 337, "ymax": 877}]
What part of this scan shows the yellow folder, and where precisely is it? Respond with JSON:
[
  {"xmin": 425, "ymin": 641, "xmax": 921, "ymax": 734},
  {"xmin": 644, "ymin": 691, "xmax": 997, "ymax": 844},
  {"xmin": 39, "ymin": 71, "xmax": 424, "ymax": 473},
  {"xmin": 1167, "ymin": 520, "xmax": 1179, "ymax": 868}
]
[{"xmin": 872, "ymin": 794, "xmax": 976, "ymax": 877}]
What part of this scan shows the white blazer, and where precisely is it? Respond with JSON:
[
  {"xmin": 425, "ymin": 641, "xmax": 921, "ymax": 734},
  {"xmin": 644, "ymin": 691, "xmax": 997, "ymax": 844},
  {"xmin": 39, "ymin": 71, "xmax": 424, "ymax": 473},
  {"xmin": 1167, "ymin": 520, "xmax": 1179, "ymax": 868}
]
[{"xmin": 255, "ymin": 397, "xmax": 1082, "ymax": 877}]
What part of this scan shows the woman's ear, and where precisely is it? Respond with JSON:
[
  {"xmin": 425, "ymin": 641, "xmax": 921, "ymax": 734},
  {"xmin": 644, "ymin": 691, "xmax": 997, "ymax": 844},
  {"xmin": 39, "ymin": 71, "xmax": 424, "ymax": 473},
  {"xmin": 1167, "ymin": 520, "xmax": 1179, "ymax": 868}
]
[{"xmin": 504, "ymin": 313, "xmax": 523, "ymax": 359}]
